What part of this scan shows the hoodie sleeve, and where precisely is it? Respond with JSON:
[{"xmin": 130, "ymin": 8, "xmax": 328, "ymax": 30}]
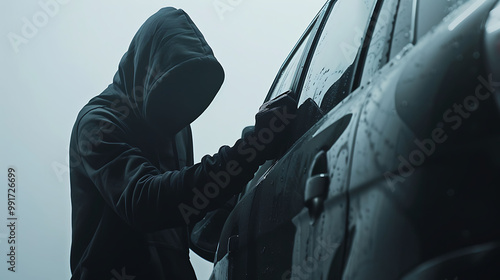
[{"xmin": 75, "ymin": 108, "xmax": 261, "ymax": 231}]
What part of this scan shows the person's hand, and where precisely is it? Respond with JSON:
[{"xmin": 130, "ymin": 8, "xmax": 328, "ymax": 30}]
[{"xmin": 252, "ymin": 90, "xmax": 298, "ymax": 160}]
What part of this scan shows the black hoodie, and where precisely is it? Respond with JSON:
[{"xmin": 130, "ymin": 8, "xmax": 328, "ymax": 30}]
[{"xmin": 69, "ymin": 7, "xmax": 259, "ymax": 279}]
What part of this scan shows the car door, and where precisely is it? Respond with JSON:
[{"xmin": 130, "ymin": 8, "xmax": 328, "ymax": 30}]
[
  {"xmin": 243, "ymin": 0, "xmax": 379, "ymax": 279},
  {"xmin": 339, "ymin": 0, "xmax": 418, "ymax": 279},
  {"xmin": 209, "ymin": 6, "xmax": 326, "ymax": 280},
  {"xmin": 211, "ymin": 0, "xmax": 384, "ymax": 279},
  {"xmin": 343, "ymin": 0, "xmax": 500, "ymax": 279}
]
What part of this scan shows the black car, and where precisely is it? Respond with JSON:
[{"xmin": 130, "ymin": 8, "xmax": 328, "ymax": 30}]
[{"xmin": 195, "ymin": 0, "xmax": 500, "ymax": 279}]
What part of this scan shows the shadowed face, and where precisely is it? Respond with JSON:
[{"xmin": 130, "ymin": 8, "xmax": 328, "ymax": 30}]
[{"xmin": 144, "ymin": 59, "xmax": 225, "ymax": 136}]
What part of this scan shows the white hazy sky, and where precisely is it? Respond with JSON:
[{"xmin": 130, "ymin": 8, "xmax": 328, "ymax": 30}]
[{"xmin": 0, "ymin": 0, "xmax": 326, "ymax": 279}]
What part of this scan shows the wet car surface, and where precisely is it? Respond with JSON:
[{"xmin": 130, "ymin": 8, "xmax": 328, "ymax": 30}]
[{"xmin": 205, "ymin": 0, "xmax": 500, "ymax": 279}]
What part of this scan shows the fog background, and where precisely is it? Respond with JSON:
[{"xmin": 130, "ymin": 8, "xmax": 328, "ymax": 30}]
[{"xmin": 0, "ymin": 0, "xmax": 325, "ymax": 279}]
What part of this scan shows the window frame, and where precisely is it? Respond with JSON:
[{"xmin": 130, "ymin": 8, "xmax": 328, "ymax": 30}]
[
  {"xmin": 360, "ymin": 0, "xmax": 402, "ymax": 85},
  {"xmin": 290, "ymin": 0, "xmax": 381, "ymax": 110},
  {"xmin": 350, "ymin": 0, "xmax": 388, "ymax": 90},
  {"xmin": 356, "ymin": 0, "xmax": 403, "ymax": 85},
  {"xmin": 263, "ymin": 1, "xmax": 330, "ymax": 103},
  {"xmin": 388, "ymin": 0, "xmax": 418, "ymax": 59}
]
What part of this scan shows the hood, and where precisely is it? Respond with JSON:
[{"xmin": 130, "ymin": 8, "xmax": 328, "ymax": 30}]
[{"xmin": 112, "ymin": 7, "xmax": 225, "ymax": 135}]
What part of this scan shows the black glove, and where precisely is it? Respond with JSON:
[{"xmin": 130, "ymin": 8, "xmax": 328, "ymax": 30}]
[
  {"xmin": 251, "ymin": 91, "xmax": 298, "ymax": 161},
  {"xmin": 177, "ymin": 92, "xmax": 297, "ymax": 225}
]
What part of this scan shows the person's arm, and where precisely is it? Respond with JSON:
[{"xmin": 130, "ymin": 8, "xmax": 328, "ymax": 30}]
[{"xmin": 75, "ymin": 93, "xmax": 296, "ymax": 231}]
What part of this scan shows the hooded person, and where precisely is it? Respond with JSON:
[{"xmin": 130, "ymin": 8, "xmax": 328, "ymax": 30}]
[{"xmin": 69, "ymin": 7, "xmax": 297, "ymax": 280}]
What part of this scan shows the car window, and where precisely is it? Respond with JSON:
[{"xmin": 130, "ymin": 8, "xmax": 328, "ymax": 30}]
[
  {"xmin": 416, "ymin": 0, "xmax": 473, "ymax": 40},
  {"xmin": 267, "ymin": 31, "xmax": 313, "ymax": 100},
  {"xmin": 390, "ymin": 0, "xmax": 416, "ymax": 59},
  {"xmin": 298, "ymin": 0, "xmax": 378, "ymax": 112},
  {"xmin": 360, "ymin": 0, "xmax": 400, "ymax": 84},
  {"xmin": 265, "ymin": 2, "xmax": 331, "ymax": 103}
]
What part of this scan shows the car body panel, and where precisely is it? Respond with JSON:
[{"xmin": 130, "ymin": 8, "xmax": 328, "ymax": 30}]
[
  {"xmin": 345, "ymin": 0, "xmax": 500, "ymax": 279},
  {"xmin": 211, "ymin": 95, "xmax": 362, "ymax": 279},
  {"xmin": 210, "ymin": 0, "xmax": 500, "ymax": 279}
]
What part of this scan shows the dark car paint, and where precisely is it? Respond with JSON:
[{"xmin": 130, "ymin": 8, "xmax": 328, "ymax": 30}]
[
  {"xmin": 211, "ymin": 0, "xmax": 500, "ymax": 279},
  {"xmin": 345, "ymin": 0, "xmax": 500, "ymax": 278}
]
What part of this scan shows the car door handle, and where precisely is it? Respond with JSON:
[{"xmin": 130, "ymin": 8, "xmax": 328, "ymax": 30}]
[{"xmin": 304, "ymin": 150, "xmax": 330, "ymax": 224}]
